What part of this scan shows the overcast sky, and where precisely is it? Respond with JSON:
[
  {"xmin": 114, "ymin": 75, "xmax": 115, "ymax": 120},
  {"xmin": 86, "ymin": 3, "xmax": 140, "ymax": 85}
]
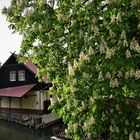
[{"xmin": 0, "ymin": 0, "xmax": 22, "ymax": 64}]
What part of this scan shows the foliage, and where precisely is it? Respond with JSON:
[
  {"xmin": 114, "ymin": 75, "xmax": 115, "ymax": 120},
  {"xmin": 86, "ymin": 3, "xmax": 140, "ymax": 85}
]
[{"xmin": 2, "ymin": 0, "xmax": 140, "ymax": 139}]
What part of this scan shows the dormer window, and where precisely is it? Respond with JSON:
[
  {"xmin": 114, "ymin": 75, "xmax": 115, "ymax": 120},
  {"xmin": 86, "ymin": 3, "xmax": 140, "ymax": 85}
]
[
  {"xmin": 10, "ymin": 71, "xmax": 16, "ymax": 81},
  {"xmin": 18, "ymin": 70, "xmax": 25, "ymax": 81}
]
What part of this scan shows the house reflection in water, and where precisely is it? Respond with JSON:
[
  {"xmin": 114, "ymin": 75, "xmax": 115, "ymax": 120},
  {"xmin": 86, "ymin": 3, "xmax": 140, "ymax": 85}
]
[{"xmin": 0, "ymin": 119, "xmax": 54, "ymax": 140}]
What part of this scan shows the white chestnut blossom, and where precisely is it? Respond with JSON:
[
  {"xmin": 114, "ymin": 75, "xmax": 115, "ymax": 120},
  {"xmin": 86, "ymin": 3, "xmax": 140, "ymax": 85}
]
[
  {"xmin": 80, "ymin": 51, "xmax": 89, "ymax": 61},
  {"xmin": 88, "ymin": 46, "xmax": 94, "ymax": 55},
  {"xmin": 105, "ymin": 71, "xmax": 111, "ymax": 79},
  {"xmin": 109, "ymin": 125, "xmax": 114, "ymax": 132},
  {"xmin": 123, "ymin": 39, "xmax": 129, "ymax": 47},
  {"xmin": 68, "ymin": 62, "xmax": 75, "ymax": 76},
  {"xmin": 130, "ymin": 37, "xmax": 137, "ymax": 51},
  {"xmin": 117, "ymin": 71, "xmax": 123, "ymax": 78},
  {"xmin": 73, "ymin": 59, "xmax": 78, "ymax": 68},
  {"xmin": 135, "ymin": 132, "xmax": 140, "ymax": 139},
  {"xmin": 129, "ymin": 37, "xmax": 140, "ymax": 53},
  {"xmin": 120, "ymin": 30, "xmax": 126, "ymax": 40},
  {"xmin": 99, "ymin": 40, "xmax": 108, "ymax": 54},
  {"xmin": 129, "ymin": 133, "xmax": 134, "ymax": 140},
  {"xmin": 110, "ymin": 78, "xmax": 119, "ymax": 88},
  {"xmin": 105, "ymin": 47, "xmax": 115, "ymax": 59},
  {"xmin": 95, "ymin": 62, "xmax": 100, "ymax": 71},
  {"xmin": 116, "ymin": 12, "xmax": 122, "ymax": 22},
  {"xmin": 111, "ymin": 14, "xmax": 116, "ymax": 23},
  {"xmin": 129, "ymin": 69, "xmax": 135, "ymax": 77},
  {"xmin": 98, "ymin": 71, "xmax": 104, "ymax": 81},
  {"xmin": 73, "ymin": 123, "xmax": 78, "ymax": 132},
  {"xmin": 94, "ymin": 26, "xmax": 99, "ymax": 36},
  {"xmin": 135, "ymin": 70, "xmax": 140, "ymax": 80},
  {"xmin": 109, "ymin": 29, "xmax": 115, "ymax": 38},
  {"xmin": 125, "ymin": 71, "xmax": 130, "ymax": 79},
  {"xmin": 84, "ymin": 117, "xmax": 95, "ymax": 129}
]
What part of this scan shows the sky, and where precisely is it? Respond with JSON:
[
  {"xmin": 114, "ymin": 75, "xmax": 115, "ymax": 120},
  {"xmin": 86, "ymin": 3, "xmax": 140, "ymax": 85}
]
[{"xmin": 0, "ymin": 0, "xmax": 22, "ymax": 64}]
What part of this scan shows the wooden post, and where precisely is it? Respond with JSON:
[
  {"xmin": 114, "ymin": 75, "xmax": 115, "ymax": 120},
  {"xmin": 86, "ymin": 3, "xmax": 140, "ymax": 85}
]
[
  {"xmin": 8, "ymin": 97, "xmax": 12, "ymax": 119},
  {"xmin": 39, "ymin": 90, "xmax": 42, "ymax": 114},
  {"xmin": 20, "ymin": 97, "xmax": 22, "ymax": 119}
]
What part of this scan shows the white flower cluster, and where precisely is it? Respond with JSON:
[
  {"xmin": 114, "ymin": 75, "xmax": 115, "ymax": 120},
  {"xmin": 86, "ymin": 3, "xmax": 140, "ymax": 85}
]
[
  {"xmin": 84, "ymin": 117, "xmax": 95, "ymax": 129},
  {"xmin": 116, "ymin": 12, "xmax": 122, "ymax": 22},
  {"xmin": 105, "ymin": 71, "xmax": 111, "ymax": 79},
  {"xmin": 73, "ymin": 123, "xmax": 78, "ymax": 133},
  {"xmin": 120, "ymin": 30, "xmax": 126, "ymax": 40},
  {"xmin": 78, "ymin": 101, "xmax": 86, "ymax": 112},
  {"xmin": 88, "ymin": 46, "xmax": 94, "ymax": 55},
  {"xmin": 109, "ymin": 30, "xmax": 115, "ymax": 38},
  {"xmin": 105, "ymin": 47, "xmax": 116, "ymax": 59},
  {"xmin": 79, "ymin": 51, "xmax": 89, "ymax": 61},
  {"xmin": 117, "ymin": 71, "xmax": 123, "ymax": 78},
  {"xmin": 73, "ymin": 59, "xmax": 78, "ymax": 68},
  {"xmin": 110, "ymin": 125, "xmax": 119, "ymax": 133},
  {"xmin": 96, "ymin": 62, "xmax": 101, "ymax": 71},
  {"xmin": 120, "ymin": 30, "xmax": 129, "ymax": 47},
  {"xmin": 111, "ymin": 14, "xmax": 116, "ymax": 23},
  {"xmin": 99, "ymin": 40, "xmax": 108, "ymax": 54},
  {"xmin": 124, "ymin": 69, "xmax": 135, "ymax": 79},
  {"xmin": 94, "ymin": 26, "xmax": 99, "ymax": 36},
  {"xmin": 135, "ymin": 132, "xmax": 140, "ymax": 139},
  {"xmin": 68, "ymin": 62, "xmax": 75, "ymax": 76},
  {"xmin": 129, "ymin": 133, "xmax": 134, "ymax": 140},
  {"xmin": 130, "ymin": 37, "xmax": 140, "ymax": 53},
  {"xmin": 129, "ymin": 131, "xmax": 140, "ymax": 140},
  {"xmin": 98, "ymin": 71, "xmax": 104, "ymax": 81},
  {"xmin": 135, "ymin": 70, "xmax": 140, "ymax": 79},
  {"xmin": 99, "ymin": 40, "xmax": 116, "ymax": 59},
  {"xmin": 126, "ymin": 50, "xmax": 132, "ymax": 58},
  {"xmin": 109, "ymin": 78, "xmax": 119, "ymax": 88}
]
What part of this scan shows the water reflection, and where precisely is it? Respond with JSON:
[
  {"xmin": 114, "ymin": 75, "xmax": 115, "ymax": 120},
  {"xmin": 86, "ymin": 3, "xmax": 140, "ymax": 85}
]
[{"xmin": 0, "ymin": 120, "xmax": 54, "ymax": 140}]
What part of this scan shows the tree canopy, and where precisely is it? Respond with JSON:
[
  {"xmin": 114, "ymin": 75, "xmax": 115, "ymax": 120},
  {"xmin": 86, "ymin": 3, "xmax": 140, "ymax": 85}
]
[{"xmin": 2, "ymin": 0, "xmax": 140, "ymax": 139}]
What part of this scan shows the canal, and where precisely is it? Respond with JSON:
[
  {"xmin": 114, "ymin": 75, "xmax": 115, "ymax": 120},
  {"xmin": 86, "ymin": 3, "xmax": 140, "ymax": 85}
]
[{"xmin": 0, "ymin": 120, "xmax": 56, "ymax": 140}]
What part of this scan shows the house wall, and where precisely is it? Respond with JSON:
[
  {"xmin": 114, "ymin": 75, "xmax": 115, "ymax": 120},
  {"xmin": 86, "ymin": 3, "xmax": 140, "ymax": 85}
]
[
  {"xmin": 12, "ymin": 98, "xmax": 20, "ymax": 108},
  {"xmin": 0, "ymin": 91, "xmax": 56, "ymax": 114},
  {"xmin": 1, "ymin": 97, "xmax": 9, "ymax": 108}
]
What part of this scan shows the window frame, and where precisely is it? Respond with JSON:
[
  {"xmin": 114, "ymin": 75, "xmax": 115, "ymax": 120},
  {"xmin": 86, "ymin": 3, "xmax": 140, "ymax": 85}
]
[
  {"xmin": 18, "ymin": 70, "xmax": 26, "ymax": 81},
  {"xmin": 10, "ymin": 71, "xmax": 16, "ymax": 81}
]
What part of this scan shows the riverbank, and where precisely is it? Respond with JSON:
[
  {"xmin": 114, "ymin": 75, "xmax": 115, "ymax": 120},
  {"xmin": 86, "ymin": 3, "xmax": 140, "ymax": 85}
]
[{"xmin": 0, "ymin": 111, "xmax": 60, "ymax": 129}]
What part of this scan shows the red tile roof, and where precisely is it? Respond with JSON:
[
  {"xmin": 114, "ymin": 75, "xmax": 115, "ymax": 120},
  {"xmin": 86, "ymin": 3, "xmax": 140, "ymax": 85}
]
[
  {"xmin": 0, "ymin": 84, "xmax": 35, "ymax": 97},
  {"xmin": 24, "ymin": 60, "xmax": 38, "ymax": 74}
]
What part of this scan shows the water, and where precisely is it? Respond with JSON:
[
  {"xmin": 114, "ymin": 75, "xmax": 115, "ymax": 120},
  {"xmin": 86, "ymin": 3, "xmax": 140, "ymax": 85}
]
[{"xmin": 0, "ymin": 120, "xmax": 55, "ymax": 140}]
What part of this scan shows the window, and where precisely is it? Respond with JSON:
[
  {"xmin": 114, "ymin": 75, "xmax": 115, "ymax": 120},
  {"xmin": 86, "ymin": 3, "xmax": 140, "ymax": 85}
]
[
  {"xmin": 10, "ymin": 71, "xmax": 16, "ymax": 81},
  {"xmin": 18, "ymin": 70, "xmax": 25, "ymax": 81}
]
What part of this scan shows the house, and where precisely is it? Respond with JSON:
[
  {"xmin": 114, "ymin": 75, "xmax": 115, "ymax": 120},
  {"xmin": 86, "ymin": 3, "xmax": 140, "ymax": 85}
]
[{"xmin": 0, "ymin": 53, "xmax": 57, "ymax": 116}]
